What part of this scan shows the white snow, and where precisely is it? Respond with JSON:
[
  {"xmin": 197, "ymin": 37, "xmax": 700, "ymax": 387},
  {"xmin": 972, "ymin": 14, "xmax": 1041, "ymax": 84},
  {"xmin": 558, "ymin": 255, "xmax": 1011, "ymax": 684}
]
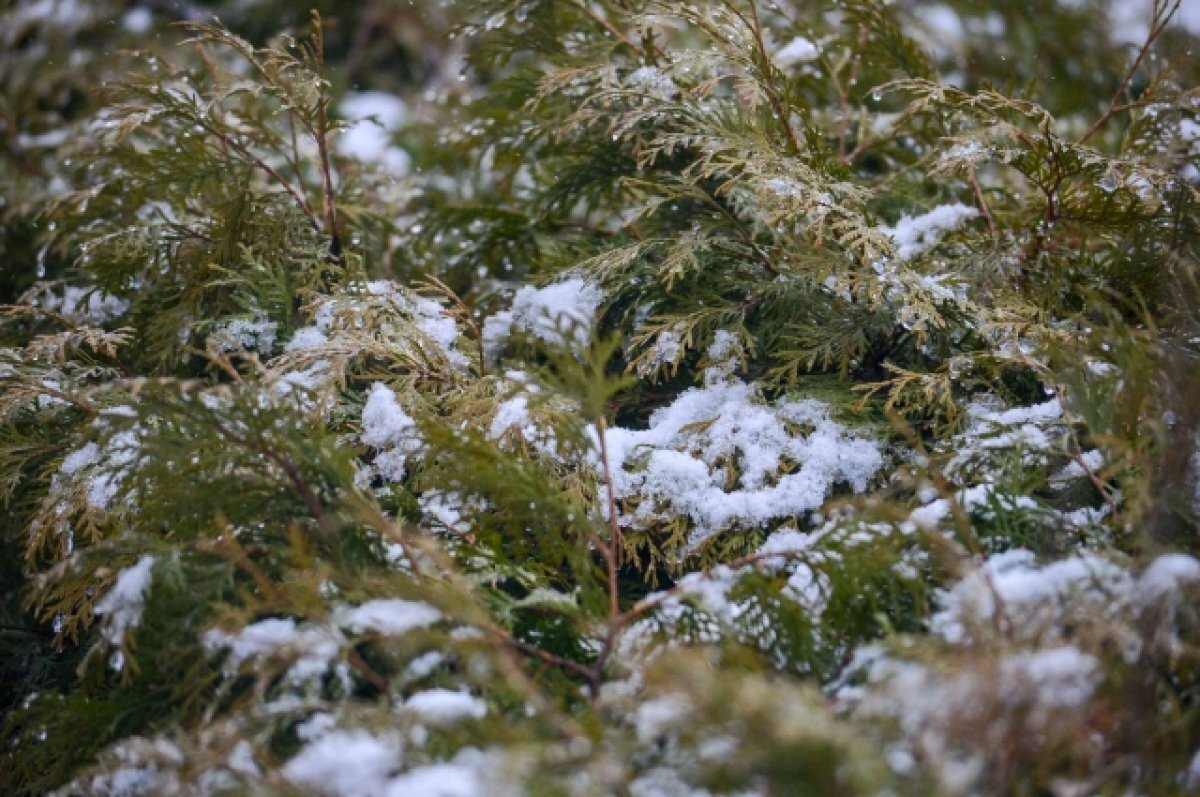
[
  {"xmin": 418, "ymin": 491, "xmax": 475, "ymax": 535},
  {"xmin": 482, "ymin": 277, "xmax": 604, "ymax": 356},
  {"xmin": 361, "ymin": 382, "xmax": 423, "ymax": 482},
  {"xmin": 404, "ymin": 689, "xmax": 487, "ymax": 725},
  {"xmin": 338, "ymin": 92, "xmax": 411, "ymax": 174},
  {"xmin": 120, "ymin": 7, "xmax": 153, "ymax": 34},
  {"xmin": 4, "ymin": 0, "xmax": 94, "ymax": 42},
  {"xmin": 1136, "ymin": 553, "xmax": 1200, "ymax": 607},
  {"xmin": 86, "ymin": 429, "xmax": 140, "ymax": 509},
  {"xmin": 203, "ymin": 618, "xmax": 343, "ymax": 685},
  {"xmin": 772, "ymin": 36, "xmax": 820, "ymax": 68},
  {"xmin": 599, "ymin": 378, "xmax": 882, "ymax": 552},
  {"xmin": 626, "ymin": 66, "xmax": 678, "ymax": 100},
  {"xmin": 38, "ymin": 285, "xmax": 129, "ymax": 326},
  {"xmin": 488, "ymin": 395, "xmax": 532, "ymax": 440},
  {"xmin": 636, "ymin": 327, "xmax": 683, "ymax": 377},
  {"xmin": 931, "ymin": 549, "xmax": 1132, "ymax": 645},
  {"xmin": 998, "ymin": 646, "xmax": 1098, "ymax": 709},
  {"xmin": 634, "ymin": 694, "xmax": 692, "ymax": 743},
  {"xmin": 908, "ymin": 482, "xmax": 1039, "ymax": 529},
  {"xmin": 61, "ymin": 442, "xmax": 100, "ymax": 476},
  {"xmin": 384, "ymin": 763, "xmax": 482, "ymax": 797},
  {"xmin": 93, "ymin": 556, "xmax": 156, "ymax": 667},
  {"xmin": 214, "ymin": 316, "xmax": 278, "ymax": 354},
  {"xmin": 881, "ymin": 203, "xmax": 977, "ymax": 259},
  {"xmin": 282, "ymin": 730, "xmax": 400, "ymax": 797},
  {"xmin": 226, "ymin": 740, "xmax": 259, "ymax": 778},
  {"xmin": 334, "ymin": 599, "xmax": 441, "ymax": 636},
  {"xmin": 54, "ymin": 420, "xmax": 142, "ymax": 514}
]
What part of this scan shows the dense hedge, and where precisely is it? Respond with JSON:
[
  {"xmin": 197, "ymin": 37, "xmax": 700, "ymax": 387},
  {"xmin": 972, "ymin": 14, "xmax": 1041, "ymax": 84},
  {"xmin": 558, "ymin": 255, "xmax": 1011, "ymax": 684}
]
[{"xmin": 1, "ymin": 1, "xmax": 1198, "ymax": 795}]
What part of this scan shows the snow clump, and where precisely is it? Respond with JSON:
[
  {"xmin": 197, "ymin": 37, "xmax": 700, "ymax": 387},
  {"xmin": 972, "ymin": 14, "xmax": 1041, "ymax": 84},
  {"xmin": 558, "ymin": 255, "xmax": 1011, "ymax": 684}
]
[
  {"xmin": 93, "ymin": 555, "xmax": 156, "ymax": 670},
  {"xmin": 361, "ymin": 382, "xmax": 423, "ymax": 482},
  {"xmin": 772, "ymin": 36, "xmax": 820, "ymax": 68},
  {"xmin": 482, "ymin": 277, "xmax": 604, "ymax": 357},
  {"xmin": 599, "ymin": 378, "xmax": 883, "ymax": 553},
  {"xmin": 404, "ymin": 689, "xmax": 487, "ymax": 725},
  {"xmin": 282, "ymin": 730, "xmax": 401, "ymax": 797},
  {"xmin": 338, "ymin": 91, "xmax": 411, "ymax": 174},
  {"xmin": 334, "ymin": 599, "xmax": 441, "ymax": 636},
  {"xmin": 881, "ymin": 203, "xmax": 977, "ymax": 259}
]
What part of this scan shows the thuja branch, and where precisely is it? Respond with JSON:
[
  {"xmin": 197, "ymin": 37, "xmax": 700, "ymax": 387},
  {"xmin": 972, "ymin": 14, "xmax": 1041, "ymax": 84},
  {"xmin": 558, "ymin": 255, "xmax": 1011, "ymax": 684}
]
[{"xmin": 209, "ymin": 418, "xmax": 335, "ymax": 537}]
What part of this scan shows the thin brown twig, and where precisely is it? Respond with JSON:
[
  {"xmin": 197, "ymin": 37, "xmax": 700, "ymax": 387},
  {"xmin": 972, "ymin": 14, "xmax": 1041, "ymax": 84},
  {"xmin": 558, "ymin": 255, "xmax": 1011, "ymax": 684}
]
[
  {"xmin": 1078, "ymin": 0, "xmax": 1179, "ymax": 146},
  {"xmin": 309, "ymin": 13, "xmax": 343, "ymax": 259},
  {"xmin": 971, "ymin": 173, "xmax": 997, "ymax": 235},
  {"xmin": 595, "ymin": 417, "xmax": 623, "ymax": 624}
]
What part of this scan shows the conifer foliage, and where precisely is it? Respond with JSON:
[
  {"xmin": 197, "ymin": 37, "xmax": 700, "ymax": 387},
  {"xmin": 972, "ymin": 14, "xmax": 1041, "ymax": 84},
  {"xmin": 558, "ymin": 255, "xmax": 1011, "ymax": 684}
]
[{"xmin": 1, "ymin": 0, "xmax": 1199, "ymax": 794}]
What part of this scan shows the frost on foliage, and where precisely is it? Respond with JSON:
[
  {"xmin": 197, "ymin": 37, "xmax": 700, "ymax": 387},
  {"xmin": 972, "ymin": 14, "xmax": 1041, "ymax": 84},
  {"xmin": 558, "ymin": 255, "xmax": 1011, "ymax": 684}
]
[
  {"xmin": 212, "ymin": 316, "xmax": 278, "ymax": 354},
  {"xmin": 906, "ymin": 482, "xmax": 1041, "ymax": 531},
  {"xmin": 486, "ymin": 375, "xmax": 566, "ymax": 458},
  {"xmin": 32, "ymin": 284, "xmax": 129, "ymax": 326},
  {"xmin": 55, "ymin": 422, "xmax": 142, "ymax": 511},
  {"xmin": 482, "ymin": 277, "xmax": 604, "ymax": 358},
  {"xmin": 838, "ymin": 550, "xmax": 1200, "ymax": 794},
  {"xmin": 93, "ymin": 555, "xmax": 156, "ymax": 670},
  {"xmin": 634, "ymin": 694, "xmax": 693, "ymax": 743},
  {"xmin": 845, "ymin": 642, "xmax": 1100, "ymax": 794},
  {"xmin": 275, "ymin": 281, "xmax": 467, "ymax": 399},
  {"xmin": 418, "ymin": 491, "xmax": 478, "ymax": 536},
  {"xmin": 625, "ymin": 66, "xmax": 678, "ymax": 101},
  {"xmin": 601, "ymin": 377, "xmax": 882, "ymax": 553},
  {"xmin": 282, "ymin": 730, "xmax": 496, "ymax": 797},
  {"xmin": 904, "ymin": 396, "xmax": 1092, "ymax": 532},
  {"xmin": 76, "ymin": 738, "xmax": 184, "ymax": 797},
  {"xmin": 929, "ymin": 549, "xmax": 1200, "ymax": 647},
  {"xmin": 880, "ymin": 203, "xmax": 977, "ymax": 260},
  {"xmin": 204, "ymin": 598, "xmax": 442, "ymax": 688},
  {"xmin": 384, "ymin": 760, "xmax": 485, "ymax": 797},
  {"xmin": 489, "ymin": 395, "xmax": 534, "ymax": 441},
  {"xmin": 635, "ymin": 325, "xmax": 684, "ymax": 378},
  {"xmin": 361, "ymin": 382, "xmax": 424, "ymax": 482},
  {"xmin": 1136, "ymin": 553, "xmax": 1200, "ymax": 608}
]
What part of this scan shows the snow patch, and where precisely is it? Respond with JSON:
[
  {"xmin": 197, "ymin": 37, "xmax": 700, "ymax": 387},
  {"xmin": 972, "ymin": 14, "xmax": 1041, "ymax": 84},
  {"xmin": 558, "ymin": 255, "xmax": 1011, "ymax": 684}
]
[
  {"xmin": 203, "ymin": 618, "xmax": 344, "ymax": 685},
  {"xmin": 482, "ymin": 277, "xmax": 604, "ymax": 356},
  {"xmin": 600, "ymin": 379, "xmax": 882, "ymax": 553},
  {"xmin": 361, "ymin": 382, "xmax": 423, "ymax": 482},
  {"xmin": 94, "ymin": 555, "xmax": 156, "ymax": 669},
  {"xmin": 38, "ymin": 285, "xmax": 129, "ymax": 326},
  {"xmin": 404, "ymin": 689, "xmax": 487, "ymax": 725},
  {"xmin": 772, "ymin": 36, "xmax": 820, "ymax": 68},
  {"xmin": 283, "ymin": 730, "xmax": 400, "ymax": 797},
  {"xmin": 338, "ymin": 92, "xmax": 411, "ymax": 174},
  {"xmin": 881, "ymin": 203, "xmax": 977, "ymax": 259},
  {"xmin": 335, "ymin": 599, "xmax": 441, "ymax": 636}
]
